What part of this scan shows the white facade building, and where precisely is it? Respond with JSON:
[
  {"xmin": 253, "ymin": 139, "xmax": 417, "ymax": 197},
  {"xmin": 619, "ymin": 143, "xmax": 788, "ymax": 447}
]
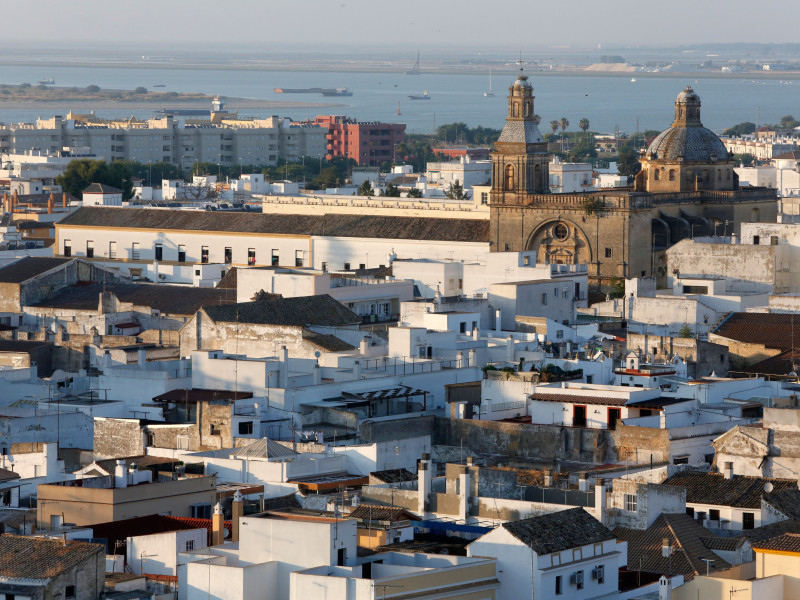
[{"xmin": 549, "ymin": 158, "xmax": 595, "ymax": 193}]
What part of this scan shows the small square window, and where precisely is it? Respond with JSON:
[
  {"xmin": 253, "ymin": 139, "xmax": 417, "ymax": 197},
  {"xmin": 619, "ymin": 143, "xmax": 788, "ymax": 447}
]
[
  {"xmin": 185, "ymin": 540, "xmax": 194, "ymax": 551},
  {"xmin": 65, "ymin": 586, "xmax": 75, "ymax": 599},
  {"xmin": 605, "ymin": 247, "xmax": 612, "ymax": 258},
  {"xmin": 624, "ymin": 493, "xmax": 637, "ymax": 512}
]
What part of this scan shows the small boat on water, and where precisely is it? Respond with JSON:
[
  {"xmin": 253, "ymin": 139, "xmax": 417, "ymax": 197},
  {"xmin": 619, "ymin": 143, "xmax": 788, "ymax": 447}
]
[
  {"xmin": 408, "ymin": 91, "xmax": 430, "ymax": 100},
  {"xmin": 37, "ymin": 77, "xmax": 55, "ymax": 85},
  {"xmin": 484, "ymin": 69, "xmax": 495, "ymax": 97},
  {"xmin": 630, "ymin": 77, "xmax": 637, "ymax": 83},
  {"xmin": 153, "ymin": 84, "xmax": 166, "ymax": 87}
]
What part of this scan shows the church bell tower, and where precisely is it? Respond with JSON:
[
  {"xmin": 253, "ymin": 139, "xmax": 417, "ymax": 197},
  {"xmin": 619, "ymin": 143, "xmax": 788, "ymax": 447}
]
[{"xmin": 490, "ymin": 70, "xmax": 551, "ymax": 204}]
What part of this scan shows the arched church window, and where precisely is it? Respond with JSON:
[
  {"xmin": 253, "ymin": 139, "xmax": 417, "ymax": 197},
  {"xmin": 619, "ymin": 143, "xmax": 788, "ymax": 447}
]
[
  {"xmin": 513, "ymin": 103, "xmax": 519, "ymax": 117},
  {"xmin": 505, "ymin": 164, "xmax": 515, "ymax": 190},
  {"xmin": 668, "ymin": 169, "xmax": 676, "ymax": 181}
]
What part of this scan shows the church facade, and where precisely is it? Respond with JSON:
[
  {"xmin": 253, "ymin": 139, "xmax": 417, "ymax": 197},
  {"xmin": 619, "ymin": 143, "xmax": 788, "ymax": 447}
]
[{"xmin": 489, "ymin": 75, "xmax": 777, "ymax": 286}]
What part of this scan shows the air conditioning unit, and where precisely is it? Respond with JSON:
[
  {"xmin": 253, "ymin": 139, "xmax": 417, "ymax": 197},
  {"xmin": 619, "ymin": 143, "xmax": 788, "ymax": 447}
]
[
  {"xmin": 570, "ymin": 571, "xmax": 584, "ymax": 586},
  {"xmin": 592, "ymin": 565, "xmax": 604, "ymax": 580}
]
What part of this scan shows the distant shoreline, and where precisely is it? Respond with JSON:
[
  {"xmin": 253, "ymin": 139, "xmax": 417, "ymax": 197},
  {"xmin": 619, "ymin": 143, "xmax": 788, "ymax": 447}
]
[{"xmin": 2, "ymin": 58, "xmax": 799, "ymax": 81}]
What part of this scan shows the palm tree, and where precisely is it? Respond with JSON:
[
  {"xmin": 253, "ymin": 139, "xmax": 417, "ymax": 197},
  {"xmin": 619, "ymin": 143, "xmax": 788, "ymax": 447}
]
[
  {"xmin": 550, "ymin": 120, "xmax": 560, "ymax": 137},
  {"xmin": 532, "ymin": 114, "xmax": 542, "ymax": 124},
  {"xmin": 579, "ymin": 118, "xmax": 590, "ymax": 133},
  {"xmin": 560, "ymin": 117, "xmax": 569, "ymax": 152}
]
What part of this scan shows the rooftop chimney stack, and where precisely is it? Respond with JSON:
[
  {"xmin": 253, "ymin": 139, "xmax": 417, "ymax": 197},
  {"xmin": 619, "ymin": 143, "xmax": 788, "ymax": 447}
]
[
  {"xmin": 211, "ymin": 502, "xmax": 225, "ymax": 545},
  {"xmin": 232, "ymin": 490, "xmax": 243, "ymax": 542},
  {"xmin": 114, "ymin": 459, "xmax": 127, "ymax": 488},
  {"xmin": 724, "ymin": 462, "xmax": 734, "ymax": 480}
]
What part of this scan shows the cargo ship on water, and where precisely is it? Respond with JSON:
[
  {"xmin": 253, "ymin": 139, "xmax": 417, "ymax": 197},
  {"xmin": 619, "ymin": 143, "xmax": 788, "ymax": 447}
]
[{"xmin": 274, "ymin": 87, "xmax": 352, "ymax": 97}]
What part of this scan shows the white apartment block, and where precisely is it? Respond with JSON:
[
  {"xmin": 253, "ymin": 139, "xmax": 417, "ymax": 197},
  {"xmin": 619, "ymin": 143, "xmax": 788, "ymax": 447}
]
[{"xmin": 0, "ymin": 115, "xmax": 325, "ymax": 168}]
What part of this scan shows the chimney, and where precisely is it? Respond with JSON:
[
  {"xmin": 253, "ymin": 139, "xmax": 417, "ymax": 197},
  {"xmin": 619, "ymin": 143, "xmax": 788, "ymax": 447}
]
[
  {"xmin": 211, "ymin": 503, "xmax": 225, "ymax": 545},
  {"xmin": 506, "ymin": 335, "xmax": 514, "ymax": 364},
  {"xmin": 472, "ymin": 326, "xmax": 479, "ymax": 341},
  {"xmin": 658, "ymin": 576, "xmax": 673, "ymax": 600},
  {"xmin": 456, "ymin": 351, "xmax": 464, "ymax": 368},
  {"xmin": 457, "ymin": 465, "xmax": 470, "ymax": 522},
  {"xmin": 417, "ymin": 454, "xmax": 431, "ymax": 517},
  {"xmin": 495, "ymin": 309, "xmax": 502, "ymax": 333},
  {"xmin": 231, "ymin": 490, "xmax": 243, "ymax": 542},
  {"xmin": 578, "ymin": 471, "xmax": 588, "ymax": 492},
  {"xmin": 279, "ymin": 346, "xmax": 289, "ymax": 388},
  {"xmin": 469, "ymin": 348, "xmax": 476, "ymax": 367},
  {"xmin": 114, "ymin": 459, "xmax": 127, "ymax": 488},
  {"xmin": 723, "ymin": 462, "xmax": 734, "ymax": 480},
  {"xmin": 594, "ymin": 479, "xmax": 607, "ymax": 524},
  {"xmin": 544, "ymin": 469, "xmax": 553, "ymax": 487},
  {"xmin": 47, "ymin": 193, "xmax": 54, "ymax": 214},
  {"xmin": 2, "ymin": 192, "xmax": 7, "ymax": 214},
  {"xmin": 353, "ymin": 360, "xmax": 362, "ymax": 380},
  {"xmin": 360, "ymin": 336, "xmax": 370, "ymax": 356},
  {"xmin": 62, "ymin": 192, "xmax": 68, "ymax": 208}
]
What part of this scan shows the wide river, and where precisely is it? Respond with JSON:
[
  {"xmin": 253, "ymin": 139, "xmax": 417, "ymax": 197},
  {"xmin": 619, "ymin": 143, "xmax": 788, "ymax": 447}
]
[{"xmin": 0, "ymin": 63, "xmax": 795, "ymax": 136}]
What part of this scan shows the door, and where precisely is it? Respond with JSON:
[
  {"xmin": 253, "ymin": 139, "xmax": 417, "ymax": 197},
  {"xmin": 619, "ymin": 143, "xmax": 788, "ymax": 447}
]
[
  {"xmin": 573, "ymin": 405, "xmax": 587, "ymax": 428},
  {"xmin": 608, "ymin": 408, "xmax": 621, "ymax": 430}
]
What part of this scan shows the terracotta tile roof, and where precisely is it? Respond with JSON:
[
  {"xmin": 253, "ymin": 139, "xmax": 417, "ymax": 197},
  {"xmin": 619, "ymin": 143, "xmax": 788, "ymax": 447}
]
[
  {"xmin": 499, "ymin": 507, "xmax": 615, "ymax": 555},
  {"xmin": 663, "ymin": 471, "xmax": 797, "ymax": 509},
  {"xmin": 744, "ymin": 519, "xmax": 800, "ymax": 544},
  {"xmin": 83, "ymin": 183, "xmax": 122, "ymax": 194},
  {"xmin": 302, "ymin": 329, "xmax": 356, "ymax": 352},
  {"xmin": 0, "ymin": 534, "xmax": 103, "ymax": 579},
  {"xmin": 31, "ymin": 282, "xmax": 237, "ymax": 316},
  {"xmin": 0, "ymin": 257, "xmax": 72, "ymax": 283},
  {"xmin": 746, "ymin": 349, "xmax": 800, "ymax": 376},
  {"xmin": 203, "ymin": 294, "xmax": 360, "ymax": 327},
  {"xmin": 215, "ymin": 267, "xmax": 238, "ymax": 289},
  {"xmin": 700, "ymin": 537, "xmax": 744, "ymax": 552},
  {"xmin": 348, "ymin": 504, "xmax": 420, "ymax": 522},
  {"xmin": 528, "ymin": 392, "xmax": 628, "ymax": 407},
  {"xmin": 58, "ymin": 207, "xmax": 490, "ymax": 243},
  {"xmin": 752, "ymin": 533, "xmax": 800, "ymax": 553},
  {"xmin": 0, "ymin": 468, "xmax": 21, "ymax": 482},
  {"xmin": 91, "ymin": 514, "xmax": 231, "ymax": 552},
  {"xmin": 762, "ymin": 489, "xmax": 800, "ymax": 520},
  {"xmin": 614, "ymin": 513, "xmax": 731, "ymax": 580},
  {"xmin": 713, "ymin": 313, "xmax": 800, "ymax": 352}
]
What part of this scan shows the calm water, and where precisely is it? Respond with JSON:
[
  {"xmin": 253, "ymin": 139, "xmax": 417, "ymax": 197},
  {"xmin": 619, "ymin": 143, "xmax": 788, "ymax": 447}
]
[{"xmin": 0, "ymin": 63, "xmax": 795, "ymax": 135}]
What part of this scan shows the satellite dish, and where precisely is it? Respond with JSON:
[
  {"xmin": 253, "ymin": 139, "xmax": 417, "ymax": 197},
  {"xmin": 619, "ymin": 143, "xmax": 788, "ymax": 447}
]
[{"xmin": 765, "ymin": 482, "xmax": 774, "ymax": 493}]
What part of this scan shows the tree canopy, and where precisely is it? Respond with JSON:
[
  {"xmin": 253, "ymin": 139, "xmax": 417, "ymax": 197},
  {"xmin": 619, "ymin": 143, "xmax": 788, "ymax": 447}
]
[{"xmin": 56, "ymin": 159, "xmax": 134, "ymax": 200}]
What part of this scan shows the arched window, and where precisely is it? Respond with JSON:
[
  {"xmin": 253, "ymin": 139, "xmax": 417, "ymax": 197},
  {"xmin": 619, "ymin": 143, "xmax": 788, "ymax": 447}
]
[
  {"xmin": 505, "ymin": 164, "xmax": 515, "ymax": 190},
  {"xmin": 668, "ymin": 169, "xmax": 676, "ymax": 181},
  {"xmin": 654, "ymin": 169, "xmax": 660, "ymax": 181},
  {"xmin": 512, "ymin": 103, "xmax": 519, "ymax": 118}
]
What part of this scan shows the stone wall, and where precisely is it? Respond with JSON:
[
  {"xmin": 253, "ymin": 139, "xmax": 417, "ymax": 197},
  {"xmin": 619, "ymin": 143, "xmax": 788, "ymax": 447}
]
[{"xmin": 94, "ymin": 419, "xmax": 145, "ymax": 458}]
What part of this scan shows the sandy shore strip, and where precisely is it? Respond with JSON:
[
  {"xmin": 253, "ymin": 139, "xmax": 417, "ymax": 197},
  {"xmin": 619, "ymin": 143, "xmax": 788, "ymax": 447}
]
[{"xmin": 0, "ymin": 97, "xmax": 345, "ymax": 110}]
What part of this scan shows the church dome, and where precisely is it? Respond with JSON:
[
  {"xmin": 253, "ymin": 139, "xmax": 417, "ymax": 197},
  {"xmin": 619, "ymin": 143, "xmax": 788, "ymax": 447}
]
[
  {"xmin": 645, "ymin": 86, "xmax": 728, "ymax": 162},
  {"xmin": 646, "ymin": 126, "xmax": 728, "ymax": 162},
  {"xmin": 512, "ymin": 74, "xmax": 533, "ymax": 90}
]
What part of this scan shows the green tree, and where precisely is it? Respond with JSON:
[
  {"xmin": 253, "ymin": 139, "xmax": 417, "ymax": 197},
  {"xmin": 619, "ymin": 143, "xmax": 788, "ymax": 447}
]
[
  {"xmin": 85, "ymin": 84, "xmax": 100, "ymax": 93},
  {"xmin": 608, "ymin": 277, "xmax": 625, "ymax": 299},
  {"xmin": 559, "ymin": 117, "xmax": 569, "ymax": 151},
  {"xmin": 406, "ymin": 188, "xmax": 423, "ymax": 198},
  {"xmin": 678, "ymin": 324, "xmax": 695, "ymax": 339},
  {"xmin": 579, "ymin": 118, "xmax": 590, "ymax": 134},
  {"xmin": 733, "ymin": 153, "xmax": 755, "ymax": 167},
  {"xmin": 358, "ymin": 180, "xmax": 375, "ymax": 196},
  {"xmin": 723, "ymin": 121, "xmax": 756, "ymax": 137},
  {"xmin": 780, "ymin": 115, "xmax": 800, "ymax": 129},
  {"xmin": 550, "ymin": 120, "xmax": 560, "ymax": 136},
  {"xmin": 616, "ymin": 145, "xmax": 642, "ymax": 178},
  {"xmin": 444, "ymin": 179, "xmax": 468, "ymax": 200},
  {"xmin": 381, "ymin": 183, "xmax": 401, "ymax": 197},
  {"xmin": 568, "ymin": 133, "xmax": 597, "ymax": 162},
  {"xmin": 56, "ymin": 159, "xmax": 134, "ymax": 200},
  {"xmin": 134, "ymin": 86, "xmax": 148, "ymax": 94},
  {"xmin": 311, "ymin": 167, "xmax": 340, "ymax": 189}
]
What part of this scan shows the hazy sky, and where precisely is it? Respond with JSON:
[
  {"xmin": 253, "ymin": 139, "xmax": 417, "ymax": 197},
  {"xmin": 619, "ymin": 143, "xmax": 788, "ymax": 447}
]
[{"xmin": 6, "ymin": 0, "xmax": 800, "ymax": 49}]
